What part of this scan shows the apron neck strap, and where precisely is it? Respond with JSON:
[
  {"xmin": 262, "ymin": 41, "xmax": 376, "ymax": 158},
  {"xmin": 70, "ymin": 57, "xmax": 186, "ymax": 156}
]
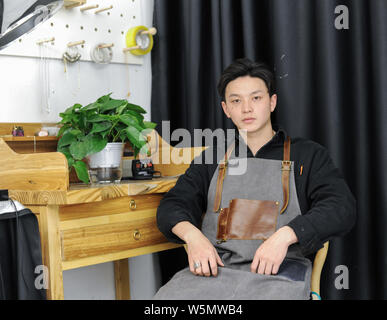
[
  {"xmin": 280, "ymin": 137, "xmax": 291, "ymax": 214},
  {"xmin": 212, "ymin": 142, "xmax": 235, "ymax": 213}
]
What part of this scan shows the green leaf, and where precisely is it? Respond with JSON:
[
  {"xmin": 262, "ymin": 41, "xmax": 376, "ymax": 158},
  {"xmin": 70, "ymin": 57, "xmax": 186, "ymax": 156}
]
[
  {"xmin": 69, "ymin": 114, "xmax": 80, "ymax": 127},
  {"xmin": 84, "ymin": 135, "xmax": 108, "ymax": 156},
  {"xmin": 78, "ymin": 112, "xmax": 88, "ymax": 131},
  {"xmin": 119, "ymin": 130, "xmax": 127, "ymax": 142},
  {"xmin": 126, "ymin": 103, "xmax": 147, "ymax": 114},
  {"xmin": 63, "ymin": 103, "xmax": 82, "ymax": 115},
  {"xmin": 57, "ymin": 129, "xmax": 83, "ymax": 148},
  {"xmin": 89, "ymin": 122, "xmax": 112, "ymax": 135},
  {"xmin": 116, "ymin": 103, "xmax": 128, "ymax": 115},
  {"xmin": 57, "ymin": 131, "xmax": 77, "ymax": 149},
  {"xmin": 83, "ymin": 102, "xmax": 100, "ymax": 111},
  {"xmin": 119, "ymin": 114, "xmax": 144, "ymax": 132},
  {"xmin": 69, "ymin": 129, "xmax": 82, "ymax": 137},
  {"xmin": 101, "ymin": 129, "xmax": 111, "ymax": 139},
  {"xmin": 97, "ymin": 93, "xmax": 113, "ymax": 104},
  {"xmin": 132, "ymin": 146, "xmax": 140, "ymax": 159},
  {"xmin": 88, "ymin": 114, "xmax": 111, "ymax": 123},
  {"xmin": 57, "ymin": 125, "xmax": 70, "ymax": 137},
  {"xmin": 58, "ymin": 148, "xmax": 75, "ymax": 168},
  {"xmin": 124, "ymin": 110, "xmax": 144, "ymax": 124},
  {"xmin": 100, "ymin": 99, "xmax": 127, "ymax": 113},
  {"xmin": 73, "ymin": 161, "xmax": 89, "ymax": 184},
  {"xmin": 143, "ymin": 121, "xmax": 157, "ymax": 130},
  {"xmin": 59, "ymin": 112, "xmax": 79, "ymax": 126},
  {"xmin": 69, "ymin": 135, "xmax": 107, "ymax": 160},
  {"xmin": 124, "ymin": 126, "xmax": 146, "ymax": 149},
  {"xmin": 69, "ymin": 140, "xmax": 89, "ymax": 160}
]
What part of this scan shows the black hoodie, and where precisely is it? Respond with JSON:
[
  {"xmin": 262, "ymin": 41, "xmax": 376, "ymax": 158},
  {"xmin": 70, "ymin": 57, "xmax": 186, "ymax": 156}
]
[{"xmin": 156, "ymin": 124, "xmax": 356, "ymax": 256}]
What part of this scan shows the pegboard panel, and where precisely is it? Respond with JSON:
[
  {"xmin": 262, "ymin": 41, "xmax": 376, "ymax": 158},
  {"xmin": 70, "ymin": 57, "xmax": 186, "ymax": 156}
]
[{"xmin": 0, "ymin": 0, "xmax": 148, "ymax": 65}]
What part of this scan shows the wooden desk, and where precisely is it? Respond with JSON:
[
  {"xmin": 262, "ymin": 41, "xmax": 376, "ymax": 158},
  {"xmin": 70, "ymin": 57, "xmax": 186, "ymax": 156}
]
[
  {"xmin": 0, "ymin": 131, "xmax": 205, "ymax": 300},
  {"xmin": 10, "ymin": 178, "xmax": 182, "ymax": 300}
]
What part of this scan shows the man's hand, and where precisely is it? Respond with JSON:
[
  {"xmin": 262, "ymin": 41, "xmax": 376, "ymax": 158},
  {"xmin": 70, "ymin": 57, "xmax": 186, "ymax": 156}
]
[
  {"xmin": 251, "ymin": 226, "xmax": 298, "ymax": 275},
  {"xmin": 172, "ymin": 221, "xmax": 224, "ymax": 277}
]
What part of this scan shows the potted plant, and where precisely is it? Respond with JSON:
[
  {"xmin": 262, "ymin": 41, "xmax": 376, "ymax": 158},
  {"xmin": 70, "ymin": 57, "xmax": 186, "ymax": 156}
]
[{"xmin": 56, "ymin": 93, "xmax": 156, "ymax": 184}]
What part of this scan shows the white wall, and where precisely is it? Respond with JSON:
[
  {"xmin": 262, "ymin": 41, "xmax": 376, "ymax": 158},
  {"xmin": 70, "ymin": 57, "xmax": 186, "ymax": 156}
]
[{"xmin": 0, "ymin": 0, "xmax": 163, "ymax": 300}]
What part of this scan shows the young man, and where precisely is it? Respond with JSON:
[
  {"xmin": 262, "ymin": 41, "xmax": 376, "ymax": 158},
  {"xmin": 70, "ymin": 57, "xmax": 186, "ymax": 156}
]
[{"xmin": 154, "ymin": 58, "xmax": 356, "ymax": 300}]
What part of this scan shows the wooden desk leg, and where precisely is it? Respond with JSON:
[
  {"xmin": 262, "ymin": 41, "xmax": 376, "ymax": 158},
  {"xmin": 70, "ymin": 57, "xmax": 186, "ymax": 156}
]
[
  {"xmin": 114, "ymin": 259, "xmax": 130, "ymax": 300},
  {"xmin": 39, "ymin": 205, "xmax": 64, "ymax": 300}
]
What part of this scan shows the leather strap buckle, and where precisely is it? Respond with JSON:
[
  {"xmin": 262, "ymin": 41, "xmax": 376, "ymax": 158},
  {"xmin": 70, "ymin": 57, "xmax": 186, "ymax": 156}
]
[
  {"xmin": 281, "ymin": 160, "xmax": 291, "ymax": 171},
  {"xmin": 219, "ymin": 160, "xmax": 228, "ymax": 169}
]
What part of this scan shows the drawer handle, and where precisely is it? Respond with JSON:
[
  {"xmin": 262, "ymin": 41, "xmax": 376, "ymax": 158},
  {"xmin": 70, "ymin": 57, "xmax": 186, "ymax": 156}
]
[
  {"xmin": 133, "ymin": 229, "xmax": 141, "ymax": 240},
  {"xmin": 129, "ymin": 199, "xmax": 137, "ymax": 210}
]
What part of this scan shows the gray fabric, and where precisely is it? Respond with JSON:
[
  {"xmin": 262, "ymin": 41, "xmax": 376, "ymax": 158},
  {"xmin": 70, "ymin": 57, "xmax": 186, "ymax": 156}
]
[
  {"xmin": 154, "ymin": 141, "xmax": 312, "ymax": 300},
  {"xmin": 154, "ymin": 262, "xmax": 310, "ymax": 300}
]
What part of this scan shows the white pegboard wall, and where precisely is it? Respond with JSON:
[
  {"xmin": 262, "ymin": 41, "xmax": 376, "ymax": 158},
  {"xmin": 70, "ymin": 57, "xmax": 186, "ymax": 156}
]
[{"xmin": 0, "ymin": 0, "xmax": 150, "ymax": 65}]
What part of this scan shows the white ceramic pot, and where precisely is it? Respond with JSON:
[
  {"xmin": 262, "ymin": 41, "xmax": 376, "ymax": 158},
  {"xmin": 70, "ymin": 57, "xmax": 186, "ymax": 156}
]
[{"xmin": 86, "ymin": 142, "xmax": 124, "ymax": 184}]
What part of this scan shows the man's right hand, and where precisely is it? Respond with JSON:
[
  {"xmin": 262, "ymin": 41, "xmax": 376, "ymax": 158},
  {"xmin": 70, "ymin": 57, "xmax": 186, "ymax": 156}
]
[{"xmin": 172, "ymin": 221, "xmax": 224, "ymax": 277}]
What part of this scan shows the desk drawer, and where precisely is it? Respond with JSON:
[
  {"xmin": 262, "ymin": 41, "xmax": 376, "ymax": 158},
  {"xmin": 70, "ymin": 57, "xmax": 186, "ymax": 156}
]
[
  {"xmin": 61, "ymin": 212, "xmax": 167, "ymax": 261},
  {"xmin": 59, "ymin": 194, "xmax": 167, "ymax": 261},
  {"xmin": 60, "ymin": 194, "xmax": 164, "ymax": 221}
]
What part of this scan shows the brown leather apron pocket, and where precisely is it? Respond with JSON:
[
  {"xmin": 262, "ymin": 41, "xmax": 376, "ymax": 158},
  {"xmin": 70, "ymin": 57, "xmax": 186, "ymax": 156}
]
[{"xmin": 216, "ymin": 198, "xmax": 279, "ymax": 241}]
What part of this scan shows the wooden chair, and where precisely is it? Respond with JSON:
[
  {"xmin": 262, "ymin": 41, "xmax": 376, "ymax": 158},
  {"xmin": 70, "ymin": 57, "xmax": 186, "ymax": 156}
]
[{"xmin": 310, "ymin": 241, "xmax": 329, "ymax": 300}]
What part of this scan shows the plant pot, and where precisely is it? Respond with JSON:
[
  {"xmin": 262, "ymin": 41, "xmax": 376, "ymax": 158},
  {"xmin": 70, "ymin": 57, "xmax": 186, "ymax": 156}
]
[{"xmin": 86, "ymin": 142, "xmax": 124, "ymax": 184}]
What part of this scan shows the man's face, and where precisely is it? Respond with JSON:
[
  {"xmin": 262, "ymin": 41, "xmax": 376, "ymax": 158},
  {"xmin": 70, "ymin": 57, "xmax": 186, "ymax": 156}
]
[{"xmin": 221, "ymin": 76, "xmax": 277, "ymax": 135}]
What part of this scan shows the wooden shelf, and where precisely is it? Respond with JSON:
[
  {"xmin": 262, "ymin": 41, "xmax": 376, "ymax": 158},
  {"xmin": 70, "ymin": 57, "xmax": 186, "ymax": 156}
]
[
  {"xmin": 0, "ymin": 136, "xmax": 58, "ymax": 142},
  {"xmin": 1, "ymin": 135, "xmax": 59, "ymax": 154}
]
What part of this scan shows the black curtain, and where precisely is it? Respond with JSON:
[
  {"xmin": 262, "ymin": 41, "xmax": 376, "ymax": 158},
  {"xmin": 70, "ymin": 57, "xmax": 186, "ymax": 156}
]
[{"xmin": 151, "ymin": 0, "xmax": 387, "ymax": 300}]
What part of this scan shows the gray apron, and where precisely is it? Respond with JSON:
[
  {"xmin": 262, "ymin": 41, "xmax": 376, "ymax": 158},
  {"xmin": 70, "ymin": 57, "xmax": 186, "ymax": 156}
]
[{"xmin": 154, "ymin": 137, "xmax": 312, "ymax": 300}]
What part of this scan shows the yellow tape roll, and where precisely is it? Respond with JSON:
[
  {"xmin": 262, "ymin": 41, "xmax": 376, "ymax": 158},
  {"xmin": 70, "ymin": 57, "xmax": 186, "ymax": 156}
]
[{"xmin": 125, "ymin": 26, "xmax": 154, "ymax": 56}]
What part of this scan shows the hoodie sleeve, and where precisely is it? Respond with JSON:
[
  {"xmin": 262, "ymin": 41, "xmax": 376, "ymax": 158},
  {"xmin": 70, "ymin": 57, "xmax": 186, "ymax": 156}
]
[
  {"xmin": 287, "ymin": 144, "xmax": 357, "ymax": 255},
  {"xmin": 156, "ymin": 148, "xmax": 215, "ymax": 243}
]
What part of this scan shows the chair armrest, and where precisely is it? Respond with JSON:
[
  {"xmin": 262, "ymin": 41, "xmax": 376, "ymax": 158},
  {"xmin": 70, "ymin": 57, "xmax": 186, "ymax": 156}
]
[{"xmin": 310, "ymin": 241, "xmax": 329, "ymax": 299}]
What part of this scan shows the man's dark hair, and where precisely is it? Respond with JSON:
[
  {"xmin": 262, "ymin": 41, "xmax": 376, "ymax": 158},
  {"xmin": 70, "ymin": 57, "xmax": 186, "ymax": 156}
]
[{"xmin": 217, "ymin": 58, "xmax": 276, "ymax": 102}]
